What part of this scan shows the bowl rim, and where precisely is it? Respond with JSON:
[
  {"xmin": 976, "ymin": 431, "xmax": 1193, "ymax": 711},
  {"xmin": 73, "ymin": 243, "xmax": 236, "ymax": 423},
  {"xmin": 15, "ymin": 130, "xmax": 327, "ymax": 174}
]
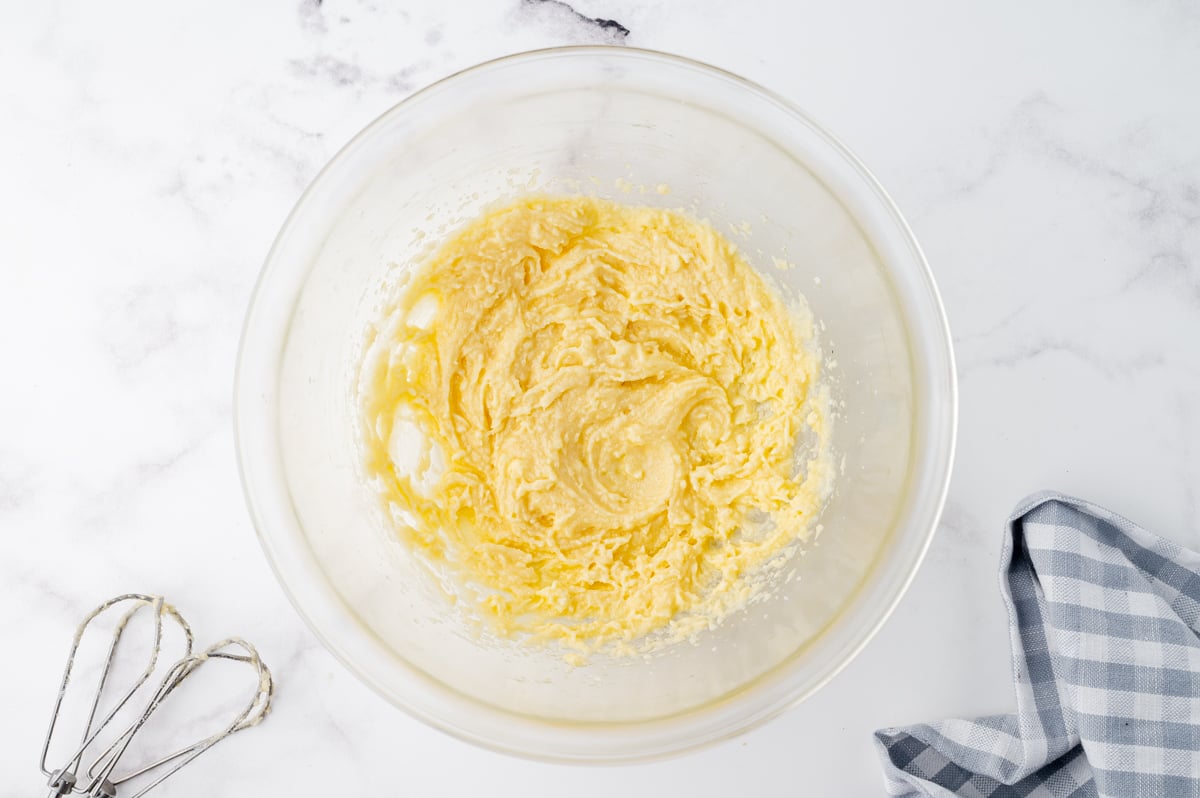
[{"xmin": 234, "ymin": 44, "xmax": 958, "ymax": 763}]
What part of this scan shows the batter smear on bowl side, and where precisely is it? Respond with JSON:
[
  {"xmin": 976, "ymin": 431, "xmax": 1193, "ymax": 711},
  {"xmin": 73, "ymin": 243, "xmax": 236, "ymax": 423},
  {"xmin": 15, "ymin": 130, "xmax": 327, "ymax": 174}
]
[{"xmin": 358, "ymin": 195, "xmax": 834, "ymax": 651}]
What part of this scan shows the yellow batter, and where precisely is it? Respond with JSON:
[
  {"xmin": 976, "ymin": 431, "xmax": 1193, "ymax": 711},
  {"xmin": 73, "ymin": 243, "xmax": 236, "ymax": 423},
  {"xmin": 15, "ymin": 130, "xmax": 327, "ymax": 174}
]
[{"xmin": 359, "ymin": 195, "xmax": 832, "ymax": 649}]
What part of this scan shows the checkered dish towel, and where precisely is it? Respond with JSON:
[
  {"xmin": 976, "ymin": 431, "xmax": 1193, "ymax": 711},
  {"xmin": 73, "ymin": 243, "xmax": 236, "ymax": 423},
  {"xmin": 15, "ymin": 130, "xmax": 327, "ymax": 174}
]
[{"xmin": 875, "ymin": 492, "xmax": 1200, "ymax": 797}]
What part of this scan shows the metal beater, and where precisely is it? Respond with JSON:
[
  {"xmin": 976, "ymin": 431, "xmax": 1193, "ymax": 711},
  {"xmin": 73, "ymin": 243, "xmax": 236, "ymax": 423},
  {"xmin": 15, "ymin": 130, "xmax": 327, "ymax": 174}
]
[{"xmin": 38, "ymin": 594, "xmax": 274, "ymax": 798}]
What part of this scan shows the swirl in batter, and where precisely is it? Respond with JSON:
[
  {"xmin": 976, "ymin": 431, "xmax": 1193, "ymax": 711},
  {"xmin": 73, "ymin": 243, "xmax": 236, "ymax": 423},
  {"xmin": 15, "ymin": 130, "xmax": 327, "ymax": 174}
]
[{"xmin": 359, "ymin": 195, "xmax": 832, "ymax": 649}]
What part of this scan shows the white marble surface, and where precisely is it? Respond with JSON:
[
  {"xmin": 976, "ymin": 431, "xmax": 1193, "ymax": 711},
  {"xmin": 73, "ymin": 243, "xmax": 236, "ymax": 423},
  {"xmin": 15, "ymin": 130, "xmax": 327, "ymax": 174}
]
[{"xmin": 2, "ymin": 1, "xmax": 1199, "ymax": 795}]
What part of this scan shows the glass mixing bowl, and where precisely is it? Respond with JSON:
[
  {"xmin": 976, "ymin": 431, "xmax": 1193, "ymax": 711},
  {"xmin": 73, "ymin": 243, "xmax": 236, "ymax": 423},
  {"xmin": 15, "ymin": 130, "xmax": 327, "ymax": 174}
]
[{"xmin": 235, "ymin": 46, "xmax": 956, "ymax": 762}]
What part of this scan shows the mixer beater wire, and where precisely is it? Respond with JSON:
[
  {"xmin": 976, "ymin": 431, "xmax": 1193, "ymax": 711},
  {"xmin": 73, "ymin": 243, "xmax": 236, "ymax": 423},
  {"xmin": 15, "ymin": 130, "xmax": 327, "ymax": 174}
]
[{"xmin": 39, "ymin": 594, "xmax": 274, "ymax": 798}]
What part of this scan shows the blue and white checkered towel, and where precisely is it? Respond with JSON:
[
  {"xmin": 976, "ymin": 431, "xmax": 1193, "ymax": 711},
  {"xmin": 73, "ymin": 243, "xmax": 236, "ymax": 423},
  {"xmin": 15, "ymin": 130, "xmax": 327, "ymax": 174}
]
[{"xmin": 876, "ymin": 492, "xmax": 1200, "ymax": 797}]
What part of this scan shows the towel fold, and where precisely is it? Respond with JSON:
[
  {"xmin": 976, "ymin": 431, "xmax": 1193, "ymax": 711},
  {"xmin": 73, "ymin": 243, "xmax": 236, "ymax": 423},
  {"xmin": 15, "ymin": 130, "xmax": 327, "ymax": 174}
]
[{"xmin": 876, "ymin": 492, "xmax": 1200, "ymax": 797}]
